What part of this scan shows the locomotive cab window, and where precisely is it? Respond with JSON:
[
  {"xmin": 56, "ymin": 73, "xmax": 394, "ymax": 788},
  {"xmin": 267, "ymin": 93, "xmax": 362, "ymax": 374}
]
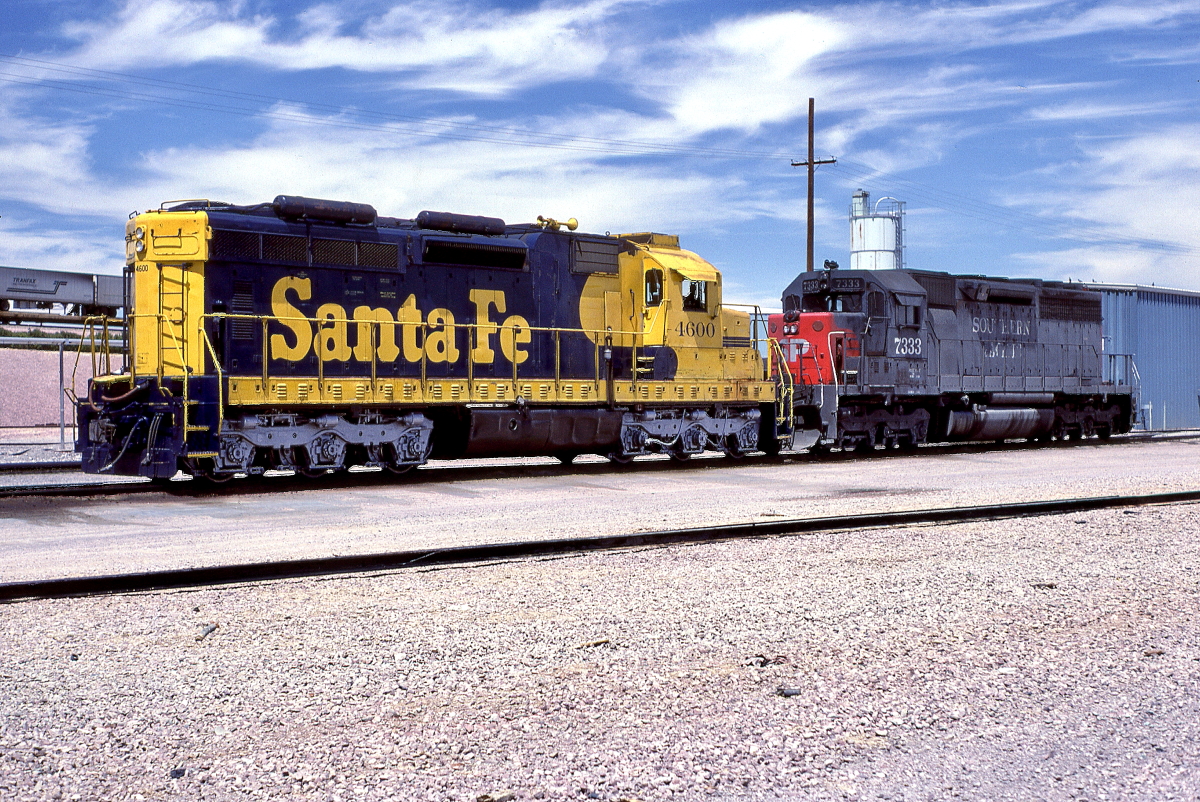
[
  {"xmin": 682, "ymin": 278, "xmax": 708, "ymax": 312},
  {"xmin": 645, "ymin": 269, "xmax": 664, "ymax": 306},
  {"xmin": 802, "ymin": 293, "xmax": 860, "ymax": 312},
  {"xmin": 868, "ymin": 291, "xmax": 887, "ymax": 317},
  {"xmin": 831, "ymin": 293, "xmax": 861, "ymax": 313}
]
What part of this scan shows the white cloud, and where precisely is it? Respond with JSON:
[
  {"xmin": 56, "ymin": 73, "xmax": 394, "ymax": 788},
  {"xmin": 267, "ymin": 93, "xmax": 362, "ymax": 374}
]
[
  {"xmin": 1026, "ymin": 100, "xmax": 1178, "ymax": 121},
  {"xmin": 62, "ymin": 0, "xmax": 644, "ymax": 95},
  {"xmin": 0, "ymin": 97, "xmax": 101, "ymax": 214},
  {"xmin": 1009, "ymin": 125, "xmax": 1200, "ymax": 287},
  {"xmin": 0, "ymin": 216, "xmax": 122, "ymax": 274},
  {"xmin": 5, "ymin": 0, "xmax": 1200, "ymax": 290},
  {"xmin": 126, "ymin": 108, "xmax": 774, "ymax": 235}
]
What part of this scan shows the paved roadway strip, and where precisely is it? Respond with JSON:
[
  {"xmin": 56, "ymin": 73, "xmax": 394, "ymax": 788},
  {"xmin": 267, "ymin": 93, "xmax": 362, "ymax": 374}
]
[{"xmin": 2, "ymin": 490, "xmax": 1198, "ymax": 603}]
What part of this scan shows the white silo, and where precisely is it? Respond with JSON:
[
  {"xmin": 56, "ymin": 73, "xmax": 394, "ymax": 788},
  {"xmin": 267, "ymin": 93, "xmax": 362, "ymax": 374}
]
[{"xmin": 849, "ymin": 189, "xmax": 905, "ymax": 270}]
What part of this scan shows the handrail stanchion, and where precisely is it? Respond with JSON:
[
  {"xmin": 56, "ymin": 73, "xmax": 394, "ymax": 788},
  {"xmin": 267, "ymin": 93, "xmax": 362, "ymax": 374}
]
[{"xmin": 261, "ymin": 318, "xmax": 269, "ymax": 392}]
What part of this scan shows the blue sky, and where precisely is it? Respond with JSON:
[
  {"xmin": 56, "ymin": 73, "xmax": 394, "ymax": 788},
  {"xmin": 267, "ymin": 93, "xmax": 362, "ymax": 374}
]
[{"xmin": 1, "ymin": 0, "xmax": 1198, "ymax": 308}]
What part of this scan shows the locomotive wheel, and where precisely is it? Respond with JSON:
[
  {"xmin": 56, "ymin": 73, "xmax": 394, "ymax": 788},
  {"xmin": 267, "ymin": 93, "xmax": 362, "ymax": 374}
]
[
  {"xmin": 722, "ymin": 435, "xmax": 746, "ymax": 460},
  {"xmin": 668, "ymin": 448, "xmax": 692, "ymax": 462},
  {"xmin": 298, "ymin": 465, "xmax": 331, "ymax": 478},
  {"xmin": 387, "ymin": 441, "xmax": 432, "ymax": 474},
  {"xmin": 555, "ymin": 453, "xmax": 579, "ymax": 465},
  {"xmin": 606, "ymin": 451, "xmax": 634, "ymax": 465}
]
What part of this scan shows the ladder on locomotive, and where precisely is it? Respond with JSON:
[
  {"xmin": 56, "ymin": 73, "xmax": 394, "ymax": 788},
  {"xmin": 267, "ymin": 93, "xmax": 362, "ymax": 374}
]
[
  {"xmin": 156, "ymin": 265, "xmax": 209, "ymax": 440},
  {"xmin": 156, "ymin": 265, "xmax": 189, "ymax": 375}
]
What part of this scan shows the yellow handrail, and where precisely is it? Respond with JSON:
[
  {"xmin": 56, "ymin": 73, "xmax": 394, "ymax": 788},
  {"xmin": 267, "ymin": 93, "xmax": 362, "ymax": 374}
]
[
  {"xmin": 199, "ymin": 326, "xmax": 225, "ymax": 439},
  {"xmin": 768, "ymin": 337, "xmax": 794, "ymax": 428}
]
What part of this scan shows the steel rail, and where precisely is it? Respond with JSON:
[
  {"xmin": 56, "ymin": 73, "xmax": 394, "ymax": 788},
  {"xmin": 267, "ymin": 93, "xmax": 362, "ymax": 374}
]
[
  {"xmin": 3, "ymin": 489, "xmax": 1199, "ymax": 603},
  {"xmin": 0, "ymin": 461, "xmax": 81, "ymax": 474}
]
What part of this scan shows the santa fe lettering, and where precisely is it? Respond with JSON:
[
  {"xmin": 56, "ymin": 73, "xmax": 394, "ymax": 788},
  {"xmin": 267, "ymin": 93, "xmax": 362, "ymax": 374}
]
[{"xmin": 268, "ymin": 277, "xmax": 530, "ymax": 366}]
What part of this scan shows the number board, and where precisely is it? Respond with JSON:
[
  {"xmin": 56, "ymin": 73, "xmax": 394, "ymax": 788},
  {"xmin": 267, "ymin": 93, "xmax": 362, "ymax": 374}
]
[{"xmin": 802, "ymin": 277, "xmax": 864, "ymax": 293}]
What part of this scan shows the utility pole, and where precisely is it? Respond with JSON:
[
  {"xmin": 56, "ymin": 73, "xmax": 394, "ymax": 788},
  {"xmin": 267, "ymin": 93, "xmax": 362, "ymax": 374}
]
[{"xmin": 791, "ymin": 98, "xmax": 836, "ymax": 273}]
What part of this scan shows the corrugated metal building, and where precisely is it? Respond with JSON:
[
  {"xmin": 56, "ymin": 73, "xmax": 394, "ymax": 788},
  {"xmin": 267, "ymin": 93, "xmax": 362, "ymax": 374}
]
[{"xmin": 1091, "ymin": 283, "xmax": 1200, "ymax": 430}]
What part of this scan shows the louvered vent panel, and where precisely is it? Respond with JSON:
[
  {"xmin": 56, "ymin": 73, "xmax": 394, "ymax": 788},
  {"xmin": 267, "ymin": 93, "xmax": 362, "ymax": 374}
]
[
  {"xmin": 572, "ymin": 238, "xmax": 619, "ymax": 274},
  {"xmin": 911, "ymin": 273, "xmax": 957, "ymax": 309},
  {"xmin": 230, "ymin": 280, "xmax": 257, "ymax": 340}
]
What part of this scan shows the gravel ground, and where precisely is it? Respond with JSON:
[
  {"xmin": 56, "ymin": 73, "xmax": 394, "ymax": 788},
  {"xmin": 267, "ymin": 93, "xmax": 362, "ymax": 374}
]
[
  {"xmin": 0, "ymin": 348, "xmax": 93, "ymax": 428},
  {"xmin": 4, "ymin": 438, "xmax": 1200, "ymax": 584},
  {"xmin": 2, "ymin": 503, "xmax": 1199, "ymax": 801}
]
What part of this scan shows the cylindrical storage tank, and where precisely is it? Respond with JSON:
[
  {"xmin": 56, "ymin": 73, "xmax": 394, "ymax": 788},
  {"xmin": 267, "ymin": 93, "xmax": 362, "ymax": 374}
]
[
  {"xmin": 946, "ymin": 408, "xmax": 1055, "ymax": 441},
  {"xmin": 848, "ymin": 190, "xmax": 904, "ymax": 271},
  {"xmin": 850, "ymin": 217, "xmax": 898, "ymax": 270}
]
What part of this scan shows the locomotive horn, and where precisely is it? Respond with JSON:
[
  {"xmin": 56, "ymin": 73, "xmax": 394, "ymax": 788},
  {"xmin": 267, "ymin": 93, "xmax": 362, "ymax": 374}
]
[{"xmin": 537, "ymin": 215, "xmax": 579, "ymax": 231}]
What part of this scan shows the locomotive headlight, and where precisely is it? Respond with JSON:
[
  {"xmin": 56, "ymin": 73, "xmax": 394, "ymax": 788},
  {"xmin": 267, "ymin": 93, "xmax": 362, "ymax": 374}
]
[
  {"xmin": 134, "ymin": 226, "xmax": 145, "ymax": 240},
  {"xmin": 134, "ymin": 239, "xmax": 146, "ymax": 254}
]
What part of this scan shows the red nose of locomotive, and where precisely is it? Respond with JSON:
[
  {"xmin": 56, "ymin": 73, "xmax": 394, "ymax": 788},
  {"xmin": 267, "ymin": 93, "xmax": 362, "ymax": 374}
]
[
  {"xmin": 769, "ymin": 310, "xmax": 839, "ymax": 384},
  {"xmin": 768, "ymin": 307, "xmax": 864, "ymax": 384}
]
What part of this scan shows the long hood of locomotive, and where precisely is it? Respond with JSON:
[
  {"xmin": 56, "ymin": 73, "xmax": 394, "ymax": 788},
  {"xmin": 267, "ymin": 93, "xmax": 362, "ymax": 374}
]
[
  {"xmin": 198, "ymin": 211, "xmax": 606, "ymax": 379},
  {"xmin": 775, "ymin": 268, "xmax": 1109, "ymax": 391}
]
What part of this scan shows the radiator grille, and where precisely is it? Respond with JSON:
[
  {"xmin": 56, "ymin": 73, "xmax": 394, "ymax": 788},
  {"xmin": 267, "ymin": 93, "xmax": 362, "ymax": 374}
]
[
  {"xmin": 1041, "ymin": 293, "xmax": 1102, "ymax": 323},
  {"xmin": 210, "ymin": 230, "xmax": 260, "ymax": 261},
  {"xmin": 262, "ymin": 234, "xmax": 308, "ymax": 263},
  {"xmin": 358, "ymin": 241, "xmax": 399, "ymax": 268},
  {"xmin": 312, "ymin": 238, "xmax": 356, "ymax": 266}
]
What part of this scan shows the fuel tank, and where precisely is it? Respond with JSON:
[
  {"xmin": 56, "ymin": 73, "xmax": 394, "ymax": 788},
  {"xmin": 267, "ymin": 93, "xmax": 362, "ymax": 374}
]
[{"xmin": 945, "ymin": 407, "xmax": 1055, "ymax": 441}]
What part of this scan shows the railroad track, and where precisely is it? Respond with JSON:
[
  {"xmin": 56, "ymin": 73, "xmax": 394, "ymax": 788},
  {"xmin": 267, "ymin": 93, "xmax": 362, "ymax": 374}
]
[
  {"xmin": 3, "ymin": 489, "xmax": 1198, "ymax": 603},
  {"xmin": 3, "ymin": 431, "xmax": 1199, "ymax": 500}
]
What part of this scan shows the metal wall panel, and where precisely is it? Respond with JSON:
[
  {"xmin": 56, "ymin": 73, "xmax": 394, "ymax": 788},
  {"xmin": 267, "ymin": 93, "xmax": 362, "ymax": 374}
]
[{"xmin": 1098, "ymin": 285, "xmax": 1200, "ymax": 430}]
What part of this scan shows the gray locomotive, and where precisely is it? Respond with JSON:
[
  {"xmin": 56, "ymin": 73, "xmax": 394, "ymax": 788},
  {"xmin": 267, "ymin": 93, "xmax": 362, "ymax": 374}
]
[{"xmin": 770, "ymin": 266, "xmax": 1136, "ymax": 450}]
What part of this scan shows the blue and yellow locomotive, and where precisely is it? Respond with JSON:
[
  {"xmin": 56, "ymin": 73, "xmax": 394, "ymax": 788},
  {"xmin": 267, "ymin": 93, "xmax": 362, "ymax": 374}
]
[{"xmin": 78, "ymin": 196, "xmax": 779, "ymax": 479}]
